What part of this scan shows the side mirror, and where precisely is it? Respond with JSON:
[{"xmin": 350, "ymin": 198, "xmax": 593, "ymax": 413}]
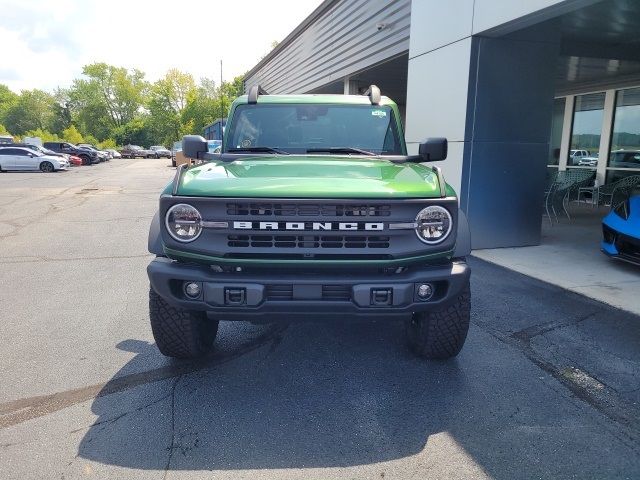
[
  {"xmin": 419, "ymin": 137, "xmax": 448, "ymax": 162},
  {"xmin": 182, "ymin": 135, "xmax": 208, "ymax": 159}
]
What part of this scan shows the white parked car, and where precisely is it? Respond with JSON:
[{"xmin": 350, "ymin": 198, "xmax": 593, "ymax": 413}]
[
  {"xmin": 105, "ymin": 149, "xmax": 122, "ymax": 158},
  {"xmin": 0, "ymin": 146, "xmax": 69, "ymax": 172},
  {"xmin": 570, "ymin": 149, "xmax": 591, "ymax": 165}
]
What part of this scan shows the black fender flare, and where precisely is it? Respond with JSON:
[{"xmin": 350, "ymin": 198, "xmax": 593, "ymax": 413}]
[
  {"xmin": 148, "ymin": 211, "xmax": 164, "ymax": 255},
  {"xmin": 453, "ymin": 208, "xmax": 471, "ymax": 258}
]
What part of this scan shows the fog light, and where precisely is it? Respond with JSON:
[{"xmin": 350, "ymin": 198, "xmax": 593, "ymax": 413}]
[
  {"xmin": 184, "ymin": 282, "xmax": 201, "ymax": 298},
  {"xmin": 417, "ymin": 283, "xmax": 434, "ymax": 300}
]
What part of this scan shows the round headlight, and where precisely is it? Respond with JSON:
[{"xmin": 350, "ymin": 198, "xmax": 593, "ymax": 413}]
[
  {"xmin": 165, "ymin": 204, "xmax": 202, "ymax": 242},
  {"xmin": 415, "ymin": 206, "xmax": 452, "ymax": 244}
]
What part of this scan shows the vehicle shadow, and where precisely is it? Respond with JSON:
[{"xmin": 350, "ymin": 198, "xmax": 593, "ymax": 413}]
[
  {"xmin": 77, "ymin": 310, "xmax": 637, "ymax": 477},
  {"xmin": 78, "ymin": 320, "xmax": 471, "ymax": 471}
]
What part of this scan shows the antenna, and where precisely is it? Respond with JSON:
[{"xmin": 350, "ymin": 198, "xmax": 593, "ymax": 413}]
[{"xmin": 220, "ymin": 59, "xmax": 224, "ymax": 150}]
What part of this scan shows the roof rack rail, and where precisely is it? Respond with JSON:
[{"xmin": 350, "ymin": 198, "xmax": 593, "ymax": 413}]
[
  {"xmin": 247, "ymin": 85, "xmax": 269, "ymax": 104},
  {"xmin": 363, "ymin": 85, "xmax": 381, "ymax": 105}
]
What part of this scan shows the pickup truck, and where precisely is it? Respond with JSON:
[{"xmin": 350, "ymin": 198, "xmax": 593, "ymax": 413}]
[
  {"xmin": 146, "ymin": 86, "xmax": 471, "ymax": 360},
  {"xmin": 43, "ymin": 142, "xmax": 100, "ymax": 165}
]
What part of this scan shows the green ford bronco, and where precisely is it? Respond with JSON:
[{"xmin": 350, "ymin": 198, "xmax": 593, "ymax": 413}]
[{"xmin": 147, "ymin": 85, "xmax": 471, "ymax": 360}]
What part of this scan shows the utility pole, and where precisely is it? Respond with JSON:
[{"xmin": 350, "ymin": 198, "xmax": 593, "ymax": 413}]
[{"xmin": 220, "ymin": 59, "xmax": 224, "ymax": 144}]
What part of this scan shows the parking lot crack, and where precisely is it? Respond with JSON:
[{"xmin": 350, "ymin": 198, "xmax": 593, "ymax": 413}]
[
  {"xmin": 162, "ymin": 376, "xmax": 181, "ymax": 480},
  {"xmin": 473, "ymin": 319, "xmax": 640, "ymax": 452},
  {"xmin": 69, "ymin": 391, "xmax": 173, "ymax": 434},
  {"xmin": 510, "ymin": 312, "xmax": 596, "ymax": 342}
]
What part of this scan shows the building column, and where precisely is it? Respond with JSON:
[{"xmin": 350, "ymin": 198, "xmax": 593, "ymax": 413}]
[
  {"xmin": 343, "ymin": 77, "xmax": 359, "ymax": 95},
  {"xmin": 461, "ymin": 28, "xmax": 561, "ymax": 248},
  {"xmin": 558, "ymin": 95, "xmax": 575, "ymax": 171},
  {"xmin": 596, "ymin": 89, "xmax": 616, "ymax": 185}
]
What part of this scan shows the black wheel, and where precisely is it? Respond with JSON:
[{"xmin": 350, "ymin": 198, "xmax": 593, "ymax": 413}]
[
  {"xmin": 405, "ymin": 282, "xmax": 470, "ymax": 359},
  {"xmin": 149, "ymin": 287, "xmax": 218, "ymax": 358},
  {"xmin": 81, "ymin": 155, "xmax": 91, "ymax": 166},
  {"xmin": 39, "ymin": 161, "xmax": 54, "ymax": 172}
]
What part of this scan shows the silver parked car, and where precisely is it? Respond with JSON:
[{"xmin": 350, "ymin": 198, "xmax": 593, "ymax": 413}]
[
  {"xmin": 0, "ymin": 146, "xmax": 69, "ymax": 172},
  {"xmin": 149, "ymin": 145, "xmax": 172, "ymax": 158}
]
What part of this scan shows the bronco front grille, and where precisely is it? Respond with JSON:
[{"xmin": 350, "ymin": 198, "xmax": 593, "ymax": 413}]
[
  {"xmin": 227, "ymin": 234, "xmax": 390, "ymax": 249},
  {"xmin": 226, "ymin": 203, "xmax": 391, "ymax": 217}
]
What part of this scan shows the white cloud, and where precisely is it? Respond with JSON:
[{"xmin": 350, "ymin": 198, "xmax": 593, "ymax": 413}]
[{"xmin": 0, "ymin": 0, "xmax": 321, "ymax": 92}]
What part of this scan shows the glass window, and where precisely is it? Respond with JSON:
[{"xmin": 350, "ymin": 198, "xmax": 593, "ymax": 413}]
[
  {"xmin": 569, "ymin": 92, "xmax": 605, "ymax": 166},
  {"xmin": 608, "ymin": 87, "xmax": 640, "ymax": 183},
  {"xmin": 225, "ymin": 104, "xmax": 403, "ymax": 155},
  {"xmin": 548, "ymin": 98, "xmax": 565, "ymax": 166}
]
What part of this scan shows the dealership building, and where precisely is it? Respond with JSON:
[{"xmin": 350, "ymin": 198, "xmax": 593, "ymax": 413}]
[{"xmin": 244, "ymin": 0, "xmax": 640, "ymax": 248}]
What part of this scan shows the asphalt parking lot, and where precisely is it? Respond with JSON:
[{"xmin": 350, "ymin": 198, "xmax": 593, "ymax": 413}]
[{"xmin": 1, "ymin": 159, "xmax": 639, "ymax": 479}]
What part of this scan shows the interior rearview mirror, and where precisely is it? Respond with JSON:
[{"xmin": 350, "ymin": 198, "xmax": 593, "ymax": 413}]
[
  {"xmin": 182, "ymin": 135, "xmax": 209, "ymax": 159},
  {"xmin": 419, "ymin": 137, "xmax": 448, "ymax": 162}
]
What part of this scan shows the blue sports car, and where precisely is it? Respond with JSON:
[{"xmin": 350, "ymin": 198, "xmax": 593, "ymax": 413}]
[{"xmin": 602, "ymin": 195, "xmax": 640, "ymax": 265}]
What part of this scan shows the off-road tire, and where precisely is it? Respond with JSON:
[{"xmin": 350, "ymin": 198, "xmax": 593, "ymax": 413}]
[
  {"xmin": 149, "ymin": 287, "xmax": 219, "ymax": 359},
  {"xmin": 405, "ymin": 283, "xmax": 471, "ymax": 359}
]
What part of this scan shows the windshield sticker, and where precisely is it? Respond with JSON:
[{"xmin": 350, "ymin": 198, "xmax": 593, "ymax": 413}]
[
  {"xmin": 241, "ymin": 139, "xmax": 252, "ymax": 147},
  {"xmin": 372, "ymin": 110, "xmax": 387, "ymax": 118}
]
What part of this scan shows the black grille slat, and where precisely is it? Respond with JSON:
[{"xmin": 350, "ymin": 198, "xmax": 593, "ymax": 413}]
[
  {"xmin": 227, "ymin": 234, "xmax": 389, "ymax": 249},
  {"xmin": 265, "ymin": 285, "xmax": 293, "ymax": 300},
  {"xmin": 227, "ymin": 203, "xmax": 391, "ymax": 217}
]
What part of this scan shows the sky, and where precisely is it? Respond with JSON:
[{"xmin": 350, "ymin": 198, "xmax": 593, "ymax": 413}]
[{"xmin": 0, "ymin": 0, "xmax": 322, "ymax": 93}]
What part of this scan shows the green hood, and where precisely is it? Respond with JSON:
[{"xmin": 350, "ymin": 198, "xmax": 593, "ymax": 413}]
[{"xmin": 172, "ymin": 156, "xmax": 455, "ymax": 198}]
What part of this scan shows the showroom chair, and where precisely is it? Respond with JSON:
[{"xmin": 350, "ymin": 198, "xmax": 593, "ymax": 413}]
[
  {"xmin": 596, "ymin": 175, "xmax": 640, "ymax": 208},
  {"xmin": 546, "ymin": 170, "xmax": 595, "ymax": 222},
  {"xmin": 543, "ymin": 170, "xmax": 559, "ymax": 225}
]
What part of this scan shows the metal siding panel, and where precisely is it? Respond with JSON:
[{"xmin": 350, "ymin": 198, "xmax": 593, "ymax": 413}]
[{"xmin": 244, "ymin": 0, "xmax": 411, "ymax": 94}]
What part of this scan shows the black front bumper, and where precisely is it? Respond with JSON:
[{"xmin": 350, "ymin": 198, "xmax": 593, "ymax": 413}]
[{"xmin": 147, "ymin": 257, "xmax": 470, "ymax": 320}]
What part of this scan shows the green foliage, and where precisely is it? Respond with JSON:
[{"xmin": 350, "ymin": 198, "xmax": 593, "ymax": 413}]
[
  {"xmin": 0, "ymin": 123, "xmax": 10, "ymax": 135},
  {"xmin": 113, "ymin": 118, "xmax": 152, "ymax": 147},
  {"xmin": 83, "ymin": 134, "xmax": 99, "ymax": 146},
  {"xmin": 69, "ymin": 62, "xmax": 149, "ymax": 140},
  {"xmin": 62, "ymin": 125, "xmax": 84, "ymax": 144},
  {"xmin": 23, "ymin": 128, "xmax": 61, "ymax": 142},
  {"xmin": 0, "ymin": 68, "xmax": 246, "ymax": 147},
  {"xmin": 97, "ymin": 138, "xmax": 117, "ymax": 149},
  {"xmin": 4, "ymin": 89, "xmax": 56, "ymax": 135},
  {"xmin": 0, "ymin": 85, "xmax": 19, "ymax": 125}
]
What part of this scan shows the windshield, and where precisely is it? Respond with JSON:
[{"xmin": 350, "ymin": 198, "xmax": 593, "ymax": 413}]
[{"xmin": 225, "ymin": 104, "xmax": 403, "ymax": 155}]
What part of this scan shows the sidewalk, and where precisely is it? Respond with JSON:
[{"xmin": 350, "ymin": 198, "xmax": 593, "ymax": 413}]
[{"xmin": 473, "ymin": 206, "xmax": 640, "ymax": 315}]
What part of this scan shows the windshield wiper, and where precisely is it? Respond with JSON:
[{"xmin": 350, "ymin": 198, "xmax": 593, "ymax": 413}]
[
  {"xmin": 227, "ymin": 146, "xmax": 290, "ymax": 155},
  {"xmin": 306, "ymin": 147, "xmax": 377, "ymax": 156}
]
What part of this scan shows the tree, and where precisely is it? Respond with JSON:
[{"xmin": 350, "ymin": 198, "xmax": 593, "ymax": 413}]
[
  {"xmin": 112, "ymin": 118, "xmax": 152, "ymax": 147},
  {"xmin": 179, "ymin": 74, "xmax": 245, "ymax": 138},
  {"xmin": 50, "ymin": 88, "xmax": 73, "ymax": 135},
  {"xmin": 97, "ymin": 138, "xmax": 116, "ymax": 149},
  {"xmin": 62, "ymin": 125, "xmax": 84, "ymax": 144},
  {"xmin": 4, "ymin": 89, "xmax": 56, "ymax": 135},
  {"xmin": 69, "ymin": 63, "xmax": 148, "ymax": 139},
  {"xmin": 146, "ymin": 70, "xmax": 198, "ymax": 145},
  {"xmin": 0, "ymin": 123, "xmax": 10, "ymax": 135},
  {"xmin": 22, "ymin": 128, "xmax": 60, "ymax": 142},
  {"xmin": 0, "ymin": 84, "xmax": 19, "ymax": 126}
]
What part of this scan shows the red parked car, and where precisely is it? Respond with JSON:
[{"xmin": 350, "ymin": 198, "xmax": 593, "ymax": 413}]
[{"xmin": 68, "ymin": 155, "xmax": 83, "ymax": 166}]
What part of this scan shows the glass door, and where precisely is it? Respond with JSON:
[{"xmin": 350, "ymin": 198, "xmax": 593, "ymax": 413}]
[
  {"xmin": 568, "ymin": 92, "xmax": 605, "ymax": 171},
  {"xmin": 608, "ymin": 87, "xmax": 640, "ymax": 184}
]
